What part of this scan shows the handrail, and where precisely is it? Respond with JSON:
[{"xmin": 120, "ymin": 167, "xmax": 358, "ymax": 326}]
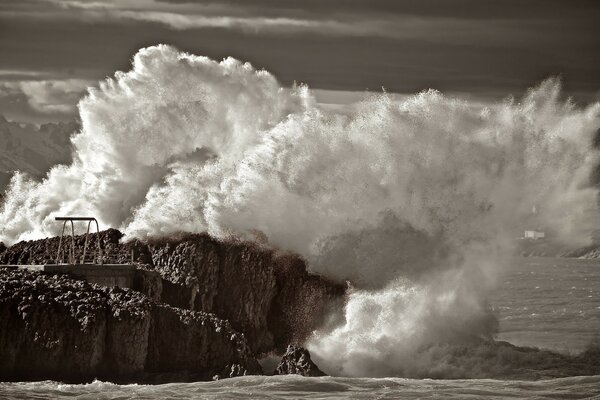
[{"xmin": 55, "ymin": 217, "xmax": 103, "ymax": 265}]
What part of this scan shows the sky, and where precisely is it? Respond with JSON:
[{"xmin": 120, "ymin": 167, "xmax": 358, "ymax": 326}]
[{"xmin": 0, "ymin": 0, "xmax": 598, "ymax": 122}]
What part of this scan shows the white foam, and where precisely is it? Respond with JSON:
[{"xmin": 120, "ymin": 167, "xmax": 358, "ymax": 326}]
[{"xmin": 1, "ymin": 45, "xmax": 598, "ymax": 377}]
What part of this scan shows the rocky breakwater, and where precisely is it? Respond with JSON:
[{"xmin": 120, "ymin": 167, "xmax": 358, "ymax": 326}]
[
  {"xmin": 144, "ymin": 234, "xmax": 346, "ymax": 354},
  {"xmin": 0, "ymin": 268, "xmax": 260, "ymax": 382},
  {"xmin": 0, "ymin": 229, "xmax": 346, "ymax": 379}
]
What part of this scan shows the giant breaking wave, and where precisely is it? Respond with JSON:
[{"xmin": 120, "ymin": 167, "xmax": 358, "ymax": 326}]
[{"xmin": 1, "ymin": 45, "xmax": 599, "ymax": 377}]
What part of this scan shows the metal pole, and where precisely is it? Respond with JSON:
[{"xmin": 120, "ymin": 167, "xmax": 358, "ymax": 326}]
[
  {"xmin": 94, "ymin": 219, "xmax": 103, "ymax": 265},
  {"xmin": 69, "ymin": 219, "xmax": 75, "ymax": 264},
  {"xmin": 54, "ymin": 217, "xmax": 104, "ymax": 265},
  {"xmin": 82, "ymin": 220, "xmax": 92, "ymax": 264},
  {"xmin": 56, "ymin": 220, "xmax": 67, "ymax": 264}
]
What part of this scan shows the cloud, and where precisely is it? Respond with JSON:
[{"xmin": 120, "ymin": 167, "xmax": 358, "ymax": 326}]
[
  {"xmin": 18, "ymin": 79, "xmax": 90, "ymax": 114},
  {"xmin": 0, "ymin": 70, "xmax": 51, "ymax": 79},
  {"xmin": 116, "ymin": 10, "xmax": 322, "ymax": 32},
  {"xmin": 0, "ymin": 78, "xmax": 91, "ymax": 117},
  {"xmin": 14, "ymin": 0, "xmax": 563, "ymax": 44},
  {"xmin": 0, "ymin": 0, "xmax": 597, "ymax": 110}
]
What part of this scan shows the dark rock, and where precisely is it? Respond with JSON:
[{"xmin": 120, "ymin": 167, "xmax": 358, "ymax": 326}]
[
  {"xmin": 1, "ymin": 230, "xmax": 347, "ymax": 356},
  {"xmin": 560, "ymin": 244, "xmax": 600, "ymax": 258},
  {"xmin": 144, "ymin": 234, "xmax": 346, "ymax": 354},
  {"xmin": 145, "ymin": 234, "xmax": 278, "ymax": 353},
  {"xmin": 0, "ymin": 228, "xmax": 126, "ymax": 265},
  {"xmin": 132, "ymin": 267, "xmax": 163, "ymax": 302},
  {"xmin": 145, "ymin": 304, "xmax": 261, "ymax": 378},
  {"xmin": 268, "ymin": 254, "xmax": 345, "ymax": 352},
  {"xmin": 275, "ymin": 345, "xmax": 326, "ymax": 377},
  {"xmin": 0, "ymin": 268, "xmax": 260, "ymax": 383}
]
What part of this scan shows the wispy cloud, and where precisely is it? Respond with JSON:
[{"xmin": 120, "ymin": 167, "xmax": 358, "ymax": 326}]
[
  {"xmin": 0, "ymin": 0, "xmax": 597, "ymax": 113},
  {"xmin": 0, "ymin": 78, "xmax": 91, "ymax": 115},
  {"xmin": 117, "ymin": 11, "xmax": 324, "ymax": 32},
  {"xmin": 10, "ymin": 0, "xmax": 551, "ymax": 44},
  {"xmin": 19, "ymin": 79, "xmax": 90, "ymax": 114},
  {"xmin": 0, "ymin": 70, "xmax": 50, "ymax": 78}
]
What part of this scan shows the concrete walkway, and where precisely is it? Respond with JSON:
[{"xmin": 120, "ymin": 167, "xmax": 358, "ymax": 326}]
[{"xmin": 1, "ymin": 264, "xmax": 137, "ymax": 288}]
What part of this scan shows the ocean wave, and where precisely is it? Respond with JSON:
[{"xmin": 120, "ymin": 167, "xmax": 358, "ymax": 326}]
[
  {"xmin": 1, "ymin": 375, "xmax": 599, "ymax": 399},
  {"xmin": 1, "ymin": 45, "xmax": 598, "ymax": 378}
]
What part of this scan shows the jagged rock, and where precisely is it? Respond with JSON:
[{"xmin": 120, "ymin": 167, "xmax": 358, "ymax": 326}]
[
  {"xmin": 145, "ymin": 304, "xmax": 261, "ymax": 378},
  {"xmin": 145, "ymin": 234, "xmax": 279, "ymax": 353},
  {"xmin": 0, "ymin": 268, "xmax": 260, "ymax": 382},
  {"xmin": 268, "ymin": 254, "xmax": 345, "ymax": 351},
  {"xmin": 144, "ymin": 234, "xmax": 345, "ymax": 354},
  {"xmin": 275, "ymin": 345, "xmax": 325, "ymax": 377},
  {"xmin": 132, "ymin": 267, "xmax": 163, "ymax": 302},
  {"xmin": 0, "ymin": 228, "xmax": 126, "ymax": 265},
  {"xmin": 1, "ymin": 230, "xmax": 346, "ymax": 355}
]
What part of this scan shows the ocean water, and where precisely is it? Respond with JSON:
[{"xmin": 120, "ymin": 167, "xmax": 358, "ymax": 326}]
[
  {"xmin": 492, "ymin": 257, "xmax": 600, "ymax": 353},
  {"xmin": 1, "ymin": 48, "xmax": 598, "ymax": 398},
  {"xmin": 1, "ymin": 375, "xmax": 600, "ymax": 400},
  {"xmin": 1, "ymin": 257, "xmax": 599, "ymax": 399}
]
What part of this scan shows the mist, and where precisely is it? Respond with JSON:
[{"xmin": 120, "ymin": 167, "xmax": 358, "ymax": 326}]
[{"xmin": 0, "ymin": 45, "xmax": 598, "ymax": 377}]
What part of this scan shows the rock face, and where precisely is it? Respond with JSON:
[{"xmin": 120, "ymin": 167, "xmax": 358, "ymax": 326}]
[
  {"xmin": 275, "ymin": 345, "xmax": 325, "ymax": 377},
  {"xmin": 560, "ymin": 244, "xmax": 600, "ymax": 258},
  {"xmin": 0, "ymin": 229, "xmax": 345, "ymax": 381},
  {"xmin": 0, "ymin": 268, "xmax": 260, "ymax": 383},
  {"xmin": 0, "ymin": 228, "xmax": 132, "ymax": 265},
  {"xmin": 0, "ymin": 230, "xmax": 345, "ymax": 355},
  {"xmin": 145, "ymin": 234, "xmax": 278, "ymax": 354},
  {"xmin": 144, "ymin": 235, "xmax": 345, "ymax": 354}
]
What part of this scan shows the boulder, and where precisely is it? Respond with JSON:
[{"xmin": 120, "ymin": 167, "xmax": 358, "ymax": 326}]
[
  {"xmin": 0, "ymin": 268, "xmax": 260, "ymax": 382},
  {"xmin": 275, "ymin": 345, "xmax": 326, "ymax": 377}
]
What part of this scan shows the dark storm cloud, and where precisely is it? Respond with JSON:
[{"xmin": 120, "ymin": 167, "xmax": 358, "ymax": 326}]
[
  {"xmin": 156, "ymin": 0, "xmax": 599, "ymax": 20},
  {"xmin": 0, "ymin": 0, "xmax": 598, "ymax": 122}
]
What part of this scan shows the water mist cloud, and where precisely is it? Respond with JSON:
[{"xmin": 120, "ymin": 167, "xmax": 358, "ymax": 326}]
[{"xmin": 0, "ymin": 45, "xmax": 598, "ymax": 377}]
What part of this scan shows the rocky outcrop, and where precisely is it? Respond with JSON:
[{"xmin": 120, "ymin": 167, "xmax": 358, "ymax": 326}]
[
  {"xmin": 560, "ymin": 244, "xmax": 600, "ymax": 258},
  {"xmin": 145, "ymin": 304, "xmax": 260, "ymax": 379},
  {"xmin": 145, "ymin": 234, "xmax": 278, "ymax": 354},
  {"xmin": 0, "ymin": 268, "xmax": 260, "ymax": 383},
  {"xmin": 0, "ymin": 228, "xmax": 137, "ymax": 265},
  {"xmin": 144, "ymin": 234, "xmax": 346, "ymax": 354},
  {"xmin": 0, "ymin": 230, "xmax": 346, "ymax": 355},
  {"xmin": 268, "ymin": 254, "xmax": 345, "ymax": 351},
  {"xmin": 517, "ymin": 238, "xmax": 600, "ymax": 259},
  {"xmin": 275, "ymin": 345, "xmax": 325, "ymax": 377}
]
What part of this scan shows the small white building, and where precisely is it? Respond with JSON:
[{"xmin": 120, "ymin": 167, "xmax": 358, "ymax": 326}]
[{"xmin": 524, "ymin": 230, "xmax": 545, "ymax": 240}]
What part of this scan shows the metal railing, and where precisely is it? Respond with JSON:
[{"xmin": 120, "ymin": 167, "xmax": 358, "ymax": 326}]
[{"xmin": 55, "ymin": 217, "xmax": 103, "ymax": 265}]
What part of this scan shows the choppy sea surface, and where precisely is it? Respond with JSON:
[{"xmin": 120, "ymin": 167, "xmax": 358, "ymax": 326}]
[
  {"xmin": 1, "ymin": 257, "xmax": 599, "ymax": 399},
  {"xmin": 491, "ymin": 257, "xmax": 600, "ymax": 353},
  {"xmin": 1, "ymin": 375, "xmax": 600, "ymax": 400}
]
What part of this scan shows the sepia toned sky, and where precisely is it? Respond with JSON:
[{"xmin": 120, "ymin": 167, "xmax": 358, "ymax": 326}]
[{"xmin": 0, "ymin": 0, "xmax": 598, "ymax": 122}]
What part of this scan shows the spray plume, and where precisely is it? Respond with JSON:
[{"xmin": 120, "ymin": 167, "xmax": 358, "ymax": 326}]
[{"xmin": 1, "ymin": 45, "xmax": 598, "ymax": 376}]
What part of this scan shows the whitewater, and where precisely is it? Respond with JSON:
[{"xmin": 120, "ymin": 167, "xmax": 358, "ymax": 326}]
[
  {"xmin": 0, "ymin": 44, "xmax": 599, "ymax": 386},
  {"xmin": 1, "ymin": 257, "xmax": 599, "ymax": 398}
]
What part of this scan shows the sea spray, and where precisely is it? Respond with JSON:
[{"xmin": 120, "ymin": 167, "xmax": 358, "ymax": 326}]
[{"xmin": 0, "ymin": 45, "xmax": 598, "ymax": 377}]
